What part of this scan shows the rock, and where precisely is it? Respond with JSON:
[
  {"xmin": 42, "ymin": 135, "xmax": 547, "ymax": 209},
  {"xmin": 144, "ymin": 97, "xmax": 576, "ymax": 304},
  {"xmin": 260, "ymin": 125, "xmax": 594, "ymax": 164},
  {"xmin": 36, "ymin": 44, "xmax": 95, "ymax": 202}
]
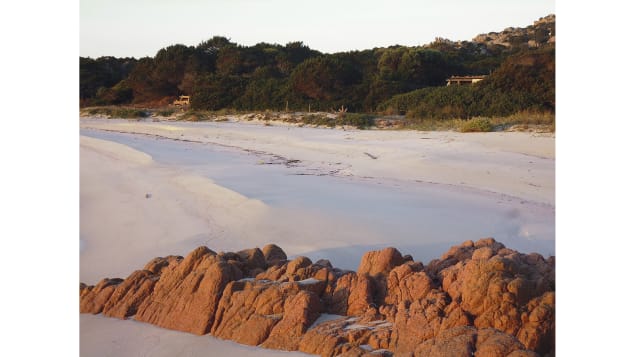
[
  {"xmin": 299, "ymin": 319, "xmax": 347, "ymax": 356},
  {"xmin": 299, "ymin": 315, "xmax": 393, "ymax": 356},
  {"xmin": 516, "ymin": 291, "xmax": 555, "ymax": 354},
  {"xmin": 218, "ymin": 251, "xmax": 241, "ymax": 262},
  {"xmin": 434, "ymin": 241, "xmax": 555, "ymax": 355},
  {"xmin": 256, "ymin": 263, "xmax": 288, "ymax": 281},
  {"xmin": 134, "ymin": 247, "xmax": 242, "ymax": 335},
  {"xmin": 80, "ymin": 278, "xmax": 123, "ymax": 314},
  {"xmin": 357, "ymin": 247, "xmax": 404, "ymax": 277},
  {"xmin": 384, "ymin": 262, "xmax": 431, "ymax": 306},
  {"xmin": 506, "ymin": 350, "xmax": 540, "ymax": 357},
  {"xmin": 210, "ymin": 278, "xmax": 321, "ymax": 349},
  {"xmin": 390, "ymin": 290, "xmax": 470, "ymax": 354},
  {"xmin": 472, "ymin": 247, "xmax": 494, "ymax": 260},
  {"xmin": 326, "ymin": 272, "xmax": 374, "ymax": 316},
  {"xmin": 286, "ymin": 256, "xmax": 312, "ymax": 277},
  {"xmin": 314, "ymin": 259, "xmax": 333, "ymax": 268},
  {"xmin": 262, "ymin": 244, "xmax": 288, "ymax": 266},
  {"xmin": 143, "ymin": 255, "xmax": 182, "ymax": 274},
  {"xmin": 474, "ymin": 237, "xmax": 505, "ymax": 252},
  {"xmin": 474, "ymin": 328, "xmax": 527, "ymax": 356},
  {"xmin": 413, "ymin": 326, "xmax": 477, "ymax": 357},
  {"xmin": 102, "ymin": 270, "xmax": 157, "ymax": 319},
  {"xmin": 261, "ymin": 290, "xmax": 321, "ymax": 350},
  {"xmin": 211, "ymin": 280, "xmax": 287, "ymax": 345},
  {"xmin": 237, "ymin": 248, "xmax": 267, "ymax": 272},
  {"xmin": 79, "ymin": 239, "xmax": 555, "ymax": 356}
]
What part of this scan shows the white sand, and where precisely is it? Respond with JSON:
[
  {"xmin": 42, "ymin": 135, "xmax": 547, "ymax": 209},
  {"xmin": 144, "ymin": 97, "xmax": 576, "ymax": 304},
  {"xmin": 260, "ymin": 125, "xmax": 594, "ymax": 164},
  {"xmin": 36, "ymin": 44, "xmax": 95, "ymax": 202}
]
[
  {"xmin": 80, "ymin": 314, "xmax": 311, "ymax": 357},
  {"xmin": 80, "ymin": 117, "xmax": 555, "ymax": 355},
  {"xmin": 81, "ymin": 118, "xmax": 554, "ymax": 204}
]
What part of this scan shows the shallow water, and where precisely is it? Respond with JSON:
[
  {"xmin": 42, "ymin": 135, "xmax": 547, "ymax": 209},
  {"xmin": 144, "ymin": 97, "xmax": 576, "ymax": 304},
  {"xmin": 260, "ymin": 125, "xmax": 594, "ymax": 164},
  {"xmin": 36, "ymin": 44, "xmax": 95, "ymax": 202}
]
[{"xmin": 81, "ymin": 128, "xmax": 555, "ymax": 266}]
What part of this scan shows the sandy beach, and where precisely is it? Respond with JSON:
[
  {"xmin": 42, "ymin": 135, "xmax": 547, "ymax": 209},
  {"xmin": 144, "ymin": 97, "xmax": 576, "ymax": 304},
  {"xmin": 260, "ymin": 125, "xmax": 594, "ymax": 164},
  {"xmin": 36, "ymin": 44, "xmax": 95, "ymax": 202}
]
[{"xmin": 80, "ymin": 116, "xmax": 555, "ymax": 355}]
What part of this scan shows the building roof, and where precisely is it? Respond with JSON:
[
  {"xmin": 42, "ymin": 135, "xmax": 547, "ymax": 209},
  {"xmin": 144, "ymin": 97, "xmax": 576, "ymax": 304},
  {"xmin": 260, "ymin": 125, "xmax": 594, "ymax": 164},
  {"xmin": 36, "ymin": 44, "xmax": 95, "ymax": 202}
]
[{"xmin": 446, "ymin": 75, "xmax": 487, "ymax": 80}]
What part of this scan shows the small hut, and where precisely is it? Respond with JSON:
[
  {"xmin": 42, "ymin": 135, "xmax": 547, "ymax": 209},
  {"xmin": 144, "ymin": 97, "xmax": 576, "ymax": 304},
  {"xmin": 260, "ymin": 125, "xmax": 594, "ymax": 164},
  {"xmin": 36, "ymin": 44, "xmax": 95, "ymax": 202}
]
[{"xmin": 445, "ymin": 75, "xmax": 487, "ymax": 86}]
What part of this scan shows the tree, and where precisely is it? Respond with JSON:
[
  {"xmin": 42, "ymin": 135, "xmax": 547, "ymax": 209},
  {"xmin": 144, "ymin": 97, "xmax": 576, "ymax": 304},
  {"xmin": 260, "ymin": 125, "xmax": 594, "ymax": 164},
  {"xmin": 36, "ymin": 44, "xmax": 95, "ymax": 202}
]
[
  {"xmin": 191, "ymin": 74, "xmax": 245, "ymax": 110},
  {"xmin": 80, "ymin": 56, "xmax": 136, "ymax": 100},
  {"xmin": 290, "ymin": 56, "xmax": 361, "ymax": 102}
]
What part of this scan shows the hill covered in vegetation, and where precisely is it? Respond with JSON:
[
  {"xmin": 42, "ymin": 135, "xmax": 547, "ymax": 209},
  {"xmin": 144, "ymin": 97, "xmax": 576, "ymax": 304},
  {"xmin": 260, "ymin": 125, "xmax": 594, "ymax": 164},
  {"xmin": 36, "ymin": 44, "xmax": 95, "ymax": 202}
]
[{"xmin": 80, "ymin": 15, "xmax": 555, "ymax": 122}]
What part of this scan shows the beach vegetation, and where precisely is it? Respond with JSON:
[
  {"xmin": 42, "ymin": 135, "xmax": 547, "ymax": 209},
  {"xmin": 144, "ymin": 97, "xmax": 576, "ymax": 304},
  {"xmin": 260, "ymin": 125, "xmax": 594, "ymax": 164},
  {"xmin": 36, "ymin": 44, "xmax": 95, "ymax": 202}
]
[
  {"xmin": 82, "ymin": 106, "xmax": 148, "ymax": 119},
  {"xmin": 458, "ymin": 117, "xmax": 493, "ymax": 132},
  {"xmin": 80, "ymin": 18, "xmax": 555, "ymax": 131}
]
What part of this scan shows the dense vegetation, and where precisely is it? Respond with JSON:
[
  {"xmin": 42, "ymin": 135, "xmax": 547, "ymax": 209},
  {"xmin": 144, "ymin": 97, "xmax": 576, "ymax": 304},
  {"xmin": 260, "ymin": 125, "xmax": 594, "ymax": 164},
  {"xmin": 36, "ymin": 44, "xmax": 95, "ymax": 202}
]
[
  {"xmin": 80, "ymin": 16, "xmax": 555, "ymax": 126},
  {"xmin": 378, "ymin": 47, "xmax": 555, "ymax": 119}
]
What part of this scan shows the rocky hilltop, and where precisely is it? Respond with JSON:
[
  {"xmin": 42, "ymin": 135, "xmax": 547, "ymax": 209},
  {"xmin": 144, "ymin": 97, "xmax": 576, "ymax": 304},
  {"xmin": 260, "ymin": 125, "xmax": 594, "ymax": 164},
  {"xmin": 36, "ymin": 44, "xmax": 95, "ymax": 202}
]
[
  {"xmin": 80, "ymin": 238, "xmax": 555, "ymax": 356},
  {"xmin": 427, "ymin": 14, "xmax": 555, "ymax": 56}
]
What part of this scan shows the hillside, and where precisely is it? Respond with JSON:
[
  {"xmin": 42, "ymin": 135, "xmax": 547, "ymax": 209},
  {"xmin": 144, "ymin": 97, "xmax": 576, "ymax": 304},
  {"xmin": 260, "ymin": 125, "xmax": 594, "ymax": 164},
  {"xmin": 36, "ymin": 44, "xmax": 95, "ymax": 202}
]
[{"xmin": 80, "ymin": 15, "xmax": 555, "ymax": 121}]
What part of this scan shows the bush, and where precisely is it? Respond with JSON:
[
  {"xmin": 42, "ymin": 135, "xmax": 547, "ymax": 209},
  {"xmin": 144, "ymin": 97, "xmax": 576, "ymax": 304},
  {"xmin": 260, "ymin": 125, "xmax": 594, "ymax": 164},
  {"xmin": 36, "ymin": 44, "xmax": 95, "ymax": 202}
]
[
  {"xmin": 155, "ymin": 109, "xmax": 175, "ymax": 117},
  {"xmin": 180, "ymin": 110, "xmax": 212, "ymax": 121},
  {"xmin": 337, "ymin": 113, "xmax": 375, "ymax": 129},
  {"xmin": 83, "ymin": 106, "xmax": 148, "ymax": 119},
  {"xmin": 295, "ymin": 113, "xmax": 375, "ymax": 129},
  {"xmin": 459, "ymin": 117, "xmax": 493, "ymax": 132},
  {"xmin": 301, "ymin": 114, "xmax": 334, "ymax": 127}
]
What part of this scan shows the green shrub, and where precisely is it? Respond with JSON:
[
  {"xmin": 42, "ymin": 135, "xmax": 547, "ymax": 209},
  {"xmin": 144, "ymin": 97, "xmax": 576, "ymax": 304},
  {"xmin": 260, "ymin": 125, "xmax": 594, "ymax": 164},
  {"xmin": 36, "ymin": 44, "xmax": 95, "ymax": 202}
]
[
  {"xmin": 156, "ymin": 109, "xmax": 175, "ymax": 117},
  {"xmin": 82, "ymin": 106, "xmax": 148, "ymax": 119},
  {"xmin": 459, "ymin": 117, "xmax": 493, "ymax": 132},
  {"xmin": 112, "ymin": 108, "xmax": 148, "ymax": 119},
  {"xmin": 301, "ymin": 114, "xmax": 333, "ymax": 127},
  {"xmin": 337, "ymin": 113, "xmax": 375, "ymax": 129},
  {"xmin": 180, "ymin": 110, "xmax": 211, "ymax": 121}
]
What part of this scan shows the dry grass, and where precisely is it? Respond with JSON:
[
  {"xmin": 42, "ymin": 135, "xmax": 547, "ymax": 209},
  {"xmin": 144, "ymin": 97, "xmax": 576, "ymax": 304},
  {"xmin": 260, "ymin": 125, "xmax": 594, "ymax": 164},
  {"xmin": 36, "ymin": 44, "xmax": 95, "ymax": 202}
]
[
  {"xmin": 402, "ymin": 111, "xmax": 555, "ymax": 132},
  {"xmin": 81, "ymin": 106, "xmax": 555, "ymax": 133}
]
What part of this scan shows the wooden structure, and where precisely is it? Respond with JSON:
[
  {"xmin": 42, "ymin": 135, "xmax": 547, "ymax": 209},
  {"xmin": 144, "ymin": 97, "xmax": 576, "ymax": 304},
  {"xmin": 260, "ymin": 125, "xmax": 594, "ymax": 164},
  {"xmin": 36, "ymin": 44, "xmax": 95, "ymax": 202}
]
[
  {"xmin": 173, "ymin": 95, "xmax": 190, "ymax": 106},
  {"xmin": 445, "ymin": 75, "xmax": 487, "ymax": 86}
]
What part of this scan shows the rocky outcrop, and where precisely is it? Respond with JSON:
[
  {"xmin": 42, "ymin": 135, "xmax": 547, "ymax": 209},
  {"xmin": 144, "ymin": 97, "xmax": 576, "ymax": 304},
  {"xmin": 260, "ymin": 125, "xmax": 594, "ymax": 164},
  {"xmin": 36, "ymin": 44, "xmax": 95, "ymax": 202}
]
[
  {"xmin": 471, "ymin": 14, "xmax": 555, "ymax": 50},
  {"xmin": 357, "ymin": 247, "xmax": 404, "ymax": 277},
  {"xmin": 262, "ymin": 243, "xmax": 288, "ymax": 266},
  {"xmin": 80, "ymin": 238, "xmax": 555, "ymax": 356}
]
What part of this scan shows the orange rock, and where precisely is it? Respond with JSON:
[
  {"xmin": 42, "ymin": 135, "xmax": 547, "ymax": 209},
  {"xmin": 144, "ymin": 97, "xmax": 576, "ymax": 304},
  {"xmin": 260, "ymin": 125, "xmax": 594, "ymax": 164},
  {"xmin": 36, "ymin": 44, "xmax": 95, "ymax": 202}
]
[
  {"xmin": 212, "ymin": 280, "xmax": 287, "ymax": 344},
  {"xmin": 79, "ymin": 278, "xmax": 123, "ymax": 314},
  {"xmin": 413, "ymin": 326, "xmax": 477, "ymax": 357},
  {"xmin": 474, "ymin": 328, "xmax": 527, "ymax": 356},
  {"xmin": 261, "ymin": 290, "xmax": 321, "ymax": 350},
  {"xmin": 431, "ymin": 241, "xmax": 555, "ymax": 356},
  {"xmin": 384, "ymin": 262, "xmax": 432, "ymax": 306},
  {"xmin": 134, "ymin": 247, "xmax": 242, "ymax": 335},
  {"xmin": 237, "ymin": 247, "xmax": 266, "ymax": 271},
  {"xmin": 286, "ymin": 256, "xmax": 312, "ymax": 277},
  {"xmin": 142, "ymin": 255, "xmax": 182, "ymax": 274},
  {"xmin": 262, "ymin": 243, "xmax": 288, "ymax": 266},
  {"xmin": 299, "ymin": 320, "xmax": 347, "ymax": 356},
  {"xmin": 357, "ymin": 247, "xmax": 404, "ymax": 277},
  {"xmin": 390, "ymin": 290, "xmax": 469, "ymax": 354},
  {"xmin": 327, "ymin": 272, "xmax": 374, "ymax": 316},
  {"xmin": 79, "ymin": 239, "xmax": 555, "ymax": 356},
  {"xmin": 102, "ymin": 270, "xmax": 157, "ymax": 319}
]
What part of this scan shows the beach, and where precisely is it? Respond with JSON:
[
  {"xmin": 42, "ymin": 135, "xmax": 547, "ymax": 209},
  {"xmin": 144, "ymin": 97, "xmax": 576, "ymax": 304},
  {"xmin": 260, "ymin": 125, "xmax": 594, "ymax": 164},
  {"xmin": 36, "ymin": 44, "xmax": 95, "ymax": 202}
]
[{"xmin": 80, "ymin": 116, "xmax": 555, "ymax": 355}]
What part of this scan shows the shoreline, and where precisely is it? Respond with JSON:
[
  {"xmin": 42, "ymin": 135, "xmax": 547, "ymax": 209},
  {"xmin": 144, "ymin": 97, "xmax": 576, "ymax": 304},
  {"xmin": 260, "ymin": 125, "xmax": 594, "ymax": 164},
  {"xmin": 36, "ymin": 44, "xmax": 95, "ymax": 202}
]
[
  {"xmin": 80, "ymin": 117, "xmax": 555, "ymax": 205},
  {"xmin": 80, "ymin": 117, "xmax": 555, "ymax": 356}
]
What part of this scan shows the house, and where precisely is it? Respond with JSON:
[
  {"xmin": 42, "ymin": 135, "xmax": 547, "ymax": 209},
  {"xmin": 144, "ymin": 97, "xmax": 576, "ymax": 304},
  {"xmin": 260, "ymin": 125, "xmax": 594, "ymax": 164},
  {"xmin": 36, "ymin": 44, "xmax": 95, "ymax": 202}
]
[{"xmin": 445, "ymin": 75, "xmax": 487, "ymax": 86}]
